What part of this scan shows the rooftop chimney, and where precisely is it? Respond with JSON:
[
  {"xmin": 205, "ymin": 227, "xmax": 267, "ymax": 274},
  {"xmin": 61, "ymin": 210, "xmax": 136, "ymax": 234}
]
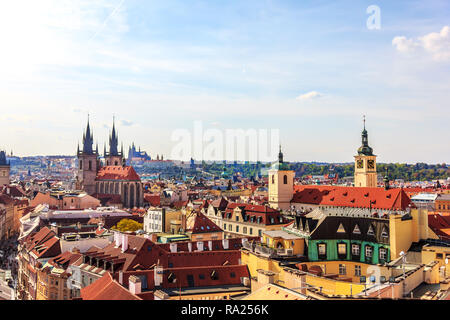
[
  {"xmin": 128, "ymin": 275, "xmax": 142, "ymax": 295},
  {"xmin": 121, "ymin": 233, "xmax": 128, "ymax": 252},
  {"xmin": 114, "ymin": 231, "xmax": 122, "ymax": 247},
  {"xmin": 222, "ymin": 239, "xmax": 229, "ymax": 250}
]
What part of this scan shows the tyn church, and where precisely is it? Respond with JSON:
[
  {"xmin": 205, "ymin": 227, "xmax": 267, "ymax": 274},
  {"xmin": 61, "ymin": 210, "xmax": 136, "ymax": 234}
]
[{"xmin": 76, "ymin": 117, "xmax": 143, "ymax": 208}]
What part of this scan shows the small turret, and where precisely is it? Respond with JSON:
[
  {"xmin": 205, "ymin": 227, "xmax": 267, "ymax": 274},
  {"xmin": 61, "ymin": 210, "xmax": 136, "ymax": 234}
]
[{"xmin": 383, "ymin": 168, "xmax": 390, "ymax": 190}]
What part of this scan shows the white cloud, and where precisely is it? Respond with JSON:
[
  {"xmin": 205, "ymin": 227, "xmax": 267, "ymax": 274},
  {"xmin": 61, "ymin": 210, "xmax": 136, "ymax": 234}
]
[
  {"xmin": 295, "ymin": 91, "xmax": 323, "ymax": 100},
  {"xmin": 121, "ymin": 120, "xmax": 134, "ymax": 126},
  {"xmin": 392, "ymin": 36, "xmax": 419, "ymax": 53},
  {"xmin": 393, "ymin": 26, "xmax": 450, "ymax": 61}
]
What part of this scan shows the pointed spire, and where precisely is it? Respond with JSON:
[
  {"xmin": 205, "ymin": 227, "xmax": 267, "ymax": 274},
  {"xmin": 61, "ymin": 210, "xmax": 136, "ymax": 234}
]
[
  {"xmin": 357, "ymin": 115, "xmax": 373, "ymax": 156},
  {"xmin": 278, "ymin": 144, "xmax": 283, "ymax": 163},
  {"xmin": 82, "ymin": 114, "xmax": 94, "ymax": 154},
  {"xmin": 109, "ymin": 116, "xmax": 119, "ymax": 156}
]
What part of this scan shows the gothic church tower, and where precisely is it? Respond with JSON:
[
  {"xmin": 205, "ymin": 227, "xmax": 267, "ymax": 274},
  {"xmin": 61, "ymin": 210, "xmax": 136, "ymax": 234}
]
[{"xmin": 76, "ymin": 116, "xmax": 99, "ymax": 194}]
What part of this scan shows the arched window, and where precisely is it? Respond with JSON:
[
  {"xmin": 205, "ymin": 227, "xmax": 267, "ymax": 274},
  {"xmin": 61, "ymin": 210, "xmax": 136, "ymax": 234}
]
[{"xmin": 283, "ymin": 175, "xmax": 287, "ymax": 184}]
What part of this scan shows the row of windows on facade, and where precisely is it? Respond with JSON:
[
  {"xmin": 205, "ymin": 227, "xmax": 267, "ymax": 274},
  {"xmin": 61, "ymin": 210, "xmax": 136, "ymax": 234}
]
[
  {"xmin": 148, "ymin": 213, "xmax": 162, "ymax": 221},
  {"xmin": 223, "ymin": 223, "xmax": 262, "ymax": 236},
  {"xmin": 167, "ymin": 270, "xmax": 236, "ymax": 283},
  {"xmin": 437, "ymin": 204, "xmax": 450, "ymax": 210},
  {"xmin": 224, "ymin": 214, "xmax": 282, "ymax": 224},
  {"xmin": 339, "ymin": 264, "xmax": 362, "ymax": 276},
  {"xmin": 335, "ymin": 223, "xmax": 388, "ymax": 238},
  {"xmin": 317, "ymin": 243, "xmax": 388, "ymax": 261},
  {"xmin": 271, "ymin": 175, "xmax": 289, "ymax": 184}
]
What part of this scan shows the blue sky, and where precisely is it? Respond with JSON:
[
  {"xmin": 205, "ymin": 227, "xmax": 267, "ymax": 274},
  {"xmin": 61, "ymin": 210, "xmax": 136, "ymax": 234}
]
[{"xmin": 0, "ymin": 0, "xmax": 449, "ymax": 163}]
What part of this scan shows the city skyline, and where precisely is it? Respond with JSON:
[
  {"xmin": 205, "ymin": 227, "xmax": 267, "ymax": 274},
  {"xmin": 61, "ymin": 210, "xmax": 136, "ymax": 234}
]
[{"xmin": 0, "ymin": 1, "xmax": 449, "ymax": 163}]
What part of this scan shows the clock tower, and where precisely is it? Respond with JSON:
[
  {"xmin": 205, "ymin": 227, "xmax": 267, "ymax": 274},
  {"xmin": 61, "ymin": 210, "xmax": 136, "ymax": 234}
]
[
  {"xmin": 354, "ymin": 117, "xmax": 377, "ymax": 187},
  {"xmin": 268, "ymin": 146, "xmax": 295, "ymax": 210}
]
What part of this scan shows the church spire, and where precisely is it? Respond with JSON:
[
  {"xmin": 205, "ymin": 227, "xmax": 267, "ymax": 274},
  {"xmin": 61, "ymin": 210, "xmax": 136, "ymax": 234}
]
[
  {"xmin": 109, "ymin": 116, "xmax": 119, "ymax": 156},
  {"xmin": 278, "ymin": 144, "xmax": 283, "ymax": 163},
  {"xmin": 82, "ymin": 114, "xmax": 94, "ymax": 154},
  {"xmin": 357, "ymin": 115, "xmax": 373, "ymax": 156}
]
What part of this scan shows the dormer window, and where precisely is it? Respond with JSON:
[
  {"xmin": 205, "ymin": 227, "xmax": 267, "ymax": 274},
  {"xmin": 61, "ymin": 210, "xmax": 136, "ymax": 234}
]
[
  {"xmin": 337, "ymin": 223, "xmax": 346, "ymax": 233},
  {"xmin": 367, "ymin": 225, "xmax": 375, "ymax": 236},
  {"xmin": 353, "ymin": 224, "xmax": 361, "ymax": 234},
  {"xmin": 381, "ymin": 226, "xmax": 389, "ymax": 238}
]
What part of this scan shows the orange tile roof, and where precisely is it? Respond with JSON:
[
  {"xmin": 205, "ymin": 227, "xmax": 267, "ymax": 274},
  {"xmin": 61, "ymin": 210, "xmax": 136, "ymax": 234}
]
[
  {"xmin": 96, "ymin": 166, "xmax": 140, "ymax": 181},
  {"xmin": 292, "ymin": 185, "xmax": 413, "ymax": 211},
  {"xmin": 186, "ymin": 212, "xmax": 223, "ymax": 234},
  {"xmin": 80, "ymin": 272, "xmax": 142, "ymax": 300}
]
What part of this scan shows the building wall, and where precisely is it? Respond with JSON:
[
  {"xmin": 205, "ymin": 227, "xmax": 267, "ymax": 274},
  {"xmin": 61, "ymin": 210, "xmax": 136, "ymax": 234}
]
[
  {"xmin": 0, "ymin": 165, "xmax": 10, "ymax": 186},
  {"xmin": 30, "ymin": 192, "xmax": 59, "ymax": 208},
  {"xmin": 261, "ymin": 234, "xmax": 305, "ymax": 256},
  {"xmin": 354, "ymin": 155, "xmax": 377, "ymax": 187},
  {"xmin": 435, "ymin": 199, "xmax": 450, "ymax": 212},
  {"xmin": 308, "ymin": 239, "xmax": 390, "ymax": 265},
  {"xmin": 268, "ymin": 169, "xmax": 294, "ymax": 210},
  {"xmin": 422, "ymin": 245, "xmax": 450, "ymax": 277}
]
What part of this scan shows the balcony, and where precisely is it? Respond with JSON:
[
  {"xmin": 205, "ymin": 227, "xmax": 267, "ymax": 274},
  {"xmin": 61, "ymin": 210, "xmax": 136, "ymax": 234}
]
[{"xmin": 242, "ymin": 241, "xmax": 295, "ymax": 258}]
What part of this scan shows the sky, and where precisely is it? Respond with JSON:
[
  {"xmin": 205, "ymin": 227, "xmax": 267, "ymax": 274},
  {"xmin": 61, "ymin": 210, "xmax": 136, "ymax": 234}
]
[{"xmin": 0, "ymin": 0, "xmax": 449, "ymax": 164}]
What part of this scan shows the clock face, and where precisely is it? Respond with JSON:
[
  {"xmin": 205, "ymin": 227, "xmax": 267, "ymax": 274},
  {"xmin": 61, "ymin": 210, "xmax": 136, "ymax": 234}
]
[
  {"xmin": 357, "ymin": 160, "xmax": 364, "ymax": 169},
  {"xmin": 367, "ymin": 160, "xmax": 375, "ymax": 169}
]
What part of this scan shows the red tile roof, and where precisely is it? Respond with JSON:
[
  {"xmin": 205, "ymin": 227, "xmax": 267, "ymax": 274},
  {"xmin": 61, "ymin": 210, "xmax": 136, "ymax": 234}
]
[
  {"xmin": 428, "ymin": 212, "xmax": 450, "ymax": 240},
  {"xmin": 22, "ymin": 226, "xmax": 62, "ymax": 259},
  {"xmin": 80, "ymin": 272, "xmax": 142, "ymax": 300},
  {"xmin": 162, "ymin": 264, "xmax": 249, "ymax": 289},
  {"xmin": 144, "ymin": 193, "xmax": 160, "ymax": 206},
  {"xmin": 48, "ymin": 251, "xmax": 82, "ymax": 270},
  {"xmin": 92, "ymin": 193, "xmax": 122, "ymax": 204},
  {"xmin": 222, "ymin": 203, "xmax": 287, "ymax": 225},
  {"xmin": 96, "ymin": 166, "xmax": 141, "ymax": 181},
  {"xmin": 186, "ymin": 212, "xmax": 223, "ymax": 234},
  {"xmin": 292, "ymin": 185, "xmax": 413, "ymax": 211}
]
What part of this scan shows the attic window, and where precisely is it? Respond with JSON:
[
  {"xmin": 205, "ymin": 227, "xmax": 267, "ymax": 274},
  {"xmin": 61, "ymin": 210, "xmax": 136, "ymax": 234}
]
[
  {"xmin": 367, "ymin": 225, "xmax": 375, "ymax": 236},
  {"xmin": 364, "ymin": 193, "xmax": 369, "ymax": 197},
  {"xmin": 336, "ymin": 223, "xmax": 346, "ymax": 233},
  {"xmin": 343, "ymin": 192, "xmax": 348, "ymax": 196},
  {"xmin": 386, "ymin": 194, "xmax": 391, "ymax": 199},
  {"xmin": 330, "ymin": 197, "xmax": 335, "ymax": 201},
  {"xmin": 353, "ymin": 224, "xmax": 361, "ymax": 234},
  {"xmin": 167, "ymin": 273, "xmax": 176, "ymax": 283},
  {"xmin": 350, "ymin": 199, "xmax": 355, "ymax": 203},
  {"xmin": 381, "ymin": 226, "xmax": 389, "ymax": 238}
]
